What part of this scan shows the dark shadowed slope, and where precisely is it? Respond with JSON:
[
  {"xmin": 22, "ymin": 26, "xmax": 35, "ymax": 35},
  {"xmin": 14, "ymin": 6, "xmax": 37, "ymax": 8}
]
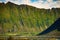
[{"xmin": 37, "ymin": 18, "xmax": 60, "ymax": 35}]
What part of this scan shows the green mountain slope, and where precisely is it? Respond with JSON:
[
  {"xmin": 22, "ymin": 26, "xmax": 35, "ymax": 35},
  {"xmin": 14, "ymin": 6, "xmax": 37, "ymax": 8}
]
[{"xmin": 0, "ymin": 2, "xmax": 60, "ymax": 36}]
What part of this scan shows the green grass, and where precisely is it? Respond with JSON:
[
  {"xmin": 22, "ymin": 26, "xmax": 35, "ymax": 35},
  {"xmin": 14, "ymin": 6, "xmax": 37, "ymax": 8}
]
[{"xmin": 0, "ymin": 3, "xmax": 60, "ymax": 36}]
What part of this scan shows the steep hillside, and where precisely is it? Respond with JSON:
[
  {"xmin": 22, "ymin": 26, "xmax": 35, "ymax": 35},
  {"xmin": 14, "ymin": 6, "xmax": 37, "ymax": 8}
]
[{"xmin": 0, "ymin": 2, "xmax": 60, "ymax": 36}]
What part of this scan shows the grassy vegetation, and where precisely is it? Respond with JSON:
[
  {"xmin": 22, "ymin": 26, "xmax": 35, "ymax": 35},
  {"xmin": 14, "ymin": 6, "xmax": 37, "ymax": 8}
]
[{"xmin": 0, "ymin": 2, "xmax": 60, "ymax": 36}]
